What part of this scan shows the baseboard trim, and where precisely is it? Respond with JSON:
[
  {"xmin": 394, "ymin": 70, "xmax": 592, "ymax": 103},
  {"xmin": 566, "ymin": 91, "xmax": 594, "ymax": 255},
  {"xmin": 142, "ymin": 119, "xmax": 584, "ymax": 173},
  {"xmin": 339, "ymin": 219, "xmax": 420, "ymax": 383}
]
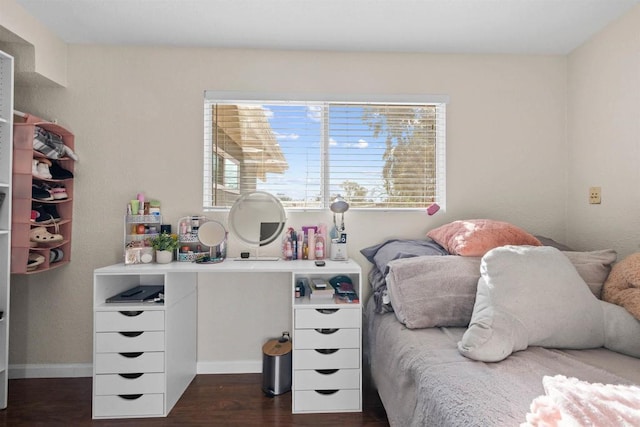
[
  {"xmin": 197, "ymin": 360, "xmax": 262, "ymax": 374},
  {"xmin": 8, "ymin": 361, "xmax": 262, "ymax": 379},
  {"xmin": 9, "ymin": 363, "xmax": 93, "ymax": 379}
]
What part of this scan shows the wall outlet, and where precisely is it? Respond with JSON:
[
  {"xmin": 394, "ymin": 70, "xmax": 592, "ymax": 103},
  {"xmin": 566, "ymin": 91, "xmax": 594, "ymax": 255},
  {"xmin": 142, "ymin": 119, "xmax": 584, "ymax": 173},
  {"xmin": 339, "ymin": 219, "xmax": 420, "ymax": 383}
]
[{"xmin": 589, "ymin": 187, "xmax": 601, "ymax": 204}]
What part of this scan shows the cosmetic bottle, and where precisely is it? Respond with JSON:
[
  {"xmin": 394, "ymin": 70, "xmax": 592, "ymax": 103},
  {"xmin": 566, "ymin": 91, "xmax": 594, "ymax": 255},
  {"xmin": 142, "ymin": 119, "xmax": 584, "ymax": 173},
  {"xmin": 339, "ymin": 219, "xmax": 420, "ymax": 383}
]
[
  {"xmin": 292, "ymin": 230, "xmax": 298, "ymax": 260},
  {"xmin": 308, "ymin": 229, "xmax": 316, "ymax": 260},
  {"xmin": 302, "ymin": 233, "xmax": 309, "ymax": 260},
  {"xmin": 297, "ymin": 232, "xmax": 303, "ymax": 260},
  {"xmin": 284, "ymin": 240, "xmax": 293, "ymax": 260},
  {"xmin": 192, "ymin": 216, "xmax": 200, "ymax": 237},
  {"xmin": 315, "ymin": 234, "xmax": 325, "ymax": 260}
]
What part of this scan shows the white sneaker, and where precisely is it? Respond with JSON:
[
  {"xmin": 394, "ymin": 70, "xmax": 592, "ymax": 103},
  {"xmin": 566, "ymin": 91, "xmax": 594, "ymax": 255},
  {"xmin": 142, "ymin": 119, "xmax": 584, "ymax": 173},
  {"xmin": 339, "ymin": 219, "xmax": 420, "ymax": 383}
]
[{"xmin": 36, "ymin": 161, "xmax": 52, "ymax": 179}]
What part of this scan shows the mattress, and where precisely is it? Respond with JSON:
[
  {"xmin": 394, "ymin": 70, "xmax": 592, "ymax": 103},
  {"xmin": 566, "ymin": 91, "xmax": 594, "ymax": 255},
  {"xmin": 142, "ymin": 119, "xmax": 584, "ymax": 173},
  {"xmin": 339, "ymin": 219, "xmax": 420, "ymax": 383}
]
[{"xmin": 365, "ymin": 299, "xmax": 640, "ymax": 427}]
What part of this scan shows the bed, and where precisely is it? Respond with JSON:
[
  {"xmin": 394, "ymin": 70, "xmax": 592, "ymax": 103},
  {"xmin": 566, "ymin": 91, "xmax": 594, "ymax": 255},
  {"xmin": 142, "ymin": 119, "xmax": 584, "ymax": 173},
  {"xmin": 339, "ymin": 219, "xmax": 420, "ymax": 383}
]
[{"xmin": 362, "ymin": 220, "xmax": 640, "ymax": 426}]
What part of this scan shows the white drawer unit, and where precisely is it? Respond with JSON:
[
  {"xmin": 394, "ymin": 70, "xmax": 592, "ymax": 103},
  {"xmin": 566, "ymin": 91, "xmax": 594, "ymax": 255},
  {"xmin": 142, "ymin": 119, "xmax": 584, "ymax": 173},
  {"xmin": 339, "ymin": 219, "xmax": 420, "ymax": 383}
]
[
  {"xmin": 295, "ymin": 307, "xmax": 360, "ymax": 329},
  {"xmin": 294, "ymin": 348, "xmax": 360, "ymax": 370},
  {"xmin": 294, "ymin": 368, "xmax": 360, "ymax": 390},
  {"xmin": 95, "ymin": 331, "xmax": 165, "ymax": 353},
  {"xmin": 95, "ymin": 351, "xmax": 165, "ymax": 374},
  {"xmin": 292, "ymin": 270, "xmax": 363, "ymax": 414},
  {"xmin": 94, "ymin": 373, "xmax": 165, "ymax": 395},
  {"xmin": 294, "ymin": 328, "xmax": 359, "ymax": 350},
  {"xmin": 95, "ymin": 310, "xmax": 164, "ymax": 332},
  {"xmin": 294, "ymin": 389, "xmax": 361, "ymax": 413},
  {"xmin": 93, "ymin": 393, "xmax": 164, "ymax": 418},
  {"xmin": 93, "ymin": 272, "xmax": 197, "ymax": 419}
]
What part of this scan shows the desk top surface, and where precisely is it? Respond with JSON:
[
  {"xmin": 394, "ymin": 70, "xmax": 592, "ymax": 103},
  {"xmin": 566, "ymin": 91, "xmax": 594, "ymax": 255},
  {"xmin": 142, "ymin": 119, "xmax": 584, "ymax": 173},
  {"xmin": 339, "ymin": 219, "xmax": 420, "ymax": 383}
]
[{"xmin": 94, "ymin": 258, "xmax": 362, "ymax": 275}]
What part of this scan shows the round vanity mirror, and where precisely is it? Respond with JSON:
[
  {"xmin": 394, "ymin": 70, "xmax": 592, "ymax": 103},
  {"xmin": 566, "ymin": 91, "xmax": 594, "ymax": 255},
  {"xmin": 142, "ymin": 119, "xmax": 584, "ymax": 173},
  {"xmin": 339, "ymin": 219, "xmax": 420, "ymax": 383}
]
[
  {"xmin": 198, "ymin": 220, "xmax": 227, "ymax": 247},
  {"xmin": 228, "ymin": 191, "xmax": 286, "ymax": 247},
  {"xmin": 196, "ymin": 220, "xmax": 227, "ymax": 263}
]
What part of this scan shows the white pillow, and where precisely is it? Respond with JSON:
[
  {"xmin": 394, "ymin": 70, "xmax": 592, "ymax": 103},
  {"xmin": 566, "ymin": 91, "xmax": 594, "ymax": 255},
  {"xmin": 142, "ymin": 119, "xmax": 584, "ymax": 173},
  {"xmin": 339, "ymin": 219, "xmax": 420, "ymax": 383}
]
[{"xmin": 458, "ymin": 245, "xmax": 640, "ymax": 362}]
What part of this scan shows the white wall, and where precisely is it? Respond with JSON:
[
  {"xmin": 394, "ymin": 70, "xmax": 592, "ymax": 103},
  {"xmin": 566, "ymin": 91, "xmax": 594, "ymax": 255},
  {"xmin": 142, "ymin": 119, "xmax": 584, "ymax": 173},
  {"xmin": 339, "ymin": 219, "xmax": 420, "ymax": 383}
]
[
  {"xmin": 566, "ymin": 5, "xmax": 640, "ymax": 257},
  {"xmin": 8, "ymin": 46, "xmax": 568, "ymax": 370}
]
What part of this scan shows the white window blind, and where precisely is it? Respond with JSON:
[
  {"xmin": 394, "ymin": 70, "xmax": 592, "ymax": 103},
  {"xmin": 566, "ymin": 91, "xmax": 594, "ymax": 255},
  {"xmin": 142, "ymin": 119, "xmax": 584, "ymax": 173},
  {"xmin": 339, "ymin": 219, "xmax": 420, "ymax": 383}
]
[{"xmin": 203, "ymin": 94, "xmax": 446, "ymax": 210}]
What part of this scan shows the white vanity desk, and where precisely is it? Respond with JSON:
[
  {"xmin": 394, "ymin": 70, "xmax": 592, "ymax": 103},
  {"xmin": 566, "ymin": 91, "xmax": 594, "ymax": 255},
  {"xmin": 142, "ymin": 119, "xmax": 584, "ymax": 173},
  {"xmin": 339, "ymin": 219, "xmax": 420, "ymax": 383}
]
[{"xmin": 92, "ymin": 258, "xmax": 363, "ymax": 419}]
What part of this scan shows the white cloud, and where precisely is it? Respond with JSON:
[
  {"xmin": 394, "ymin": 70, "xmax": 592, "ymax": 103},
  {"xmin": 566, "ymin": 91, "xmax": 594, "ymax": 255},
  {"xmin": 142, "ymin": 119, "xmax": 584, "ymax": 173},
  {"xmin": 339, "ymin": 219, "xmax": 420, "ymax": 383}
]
[
  {"xmin": 306, "ymin": 105, "xmax": 322, "ymax": 122},
  {"xmin": 343, "ymin": 139, "xmax": 369, "ymax": 148},
  {"xmin": 274, "ymin": 131, "xmax": 300, "ymax": 140},
  {"xmin": 329, "ymin": 137, "xmax": 337, "ymax": 146}
]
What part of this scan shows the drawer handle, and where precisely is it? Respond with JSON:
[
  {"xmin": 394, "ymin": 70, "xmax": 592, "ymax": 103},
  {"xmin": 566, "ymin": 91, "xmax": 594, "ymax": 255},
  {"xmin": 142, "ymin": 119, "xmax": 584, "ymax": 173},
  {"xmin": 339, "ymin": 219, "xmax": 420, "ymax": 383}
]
[
  {"xmin": 118, "ymin": 394, "xmax": 143, "ymax": 400},
  {"xmin": 119, "ymin": 311, "xmax": 143, "ymax": 317},
  {"xmin": 119, "ymin": 352, "xmax": 143, "ymax": 358},
  {"xmin": 315, "ymin": 369, "xmax": 339, "ymax": 375},
  {"xmin": 119, "ymin": 373, "xmax": 143, "ymax": 379},
  {"xmin": 315, "ymin": 328, "xmax": 338, "ymax": 335},
  {"xmin": 119, "ymin": 331, "xmax": 143, "ymax": 338},
  {"xmin": 315, "ymin": 309, "xmax": 338, "ymax": 315},
  {"xmin": 315, "ymin": 349, "xmax": 338, "ymax": 355},
  {"xmin": 315, "ymin": 389, "xmax": 339, "ymax": 395}
]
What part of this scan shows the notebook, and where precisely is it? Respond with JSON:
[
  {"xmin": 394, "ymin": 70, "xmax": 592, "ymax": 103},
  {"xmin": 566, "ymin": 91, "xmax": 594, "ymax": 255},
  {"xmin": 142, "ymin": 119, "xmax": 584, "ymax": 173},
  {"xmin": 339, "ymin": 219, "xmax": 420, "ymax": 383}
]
[{"xmin": 106, "ymin": 285, "xmax": 164, "ymax": 303}]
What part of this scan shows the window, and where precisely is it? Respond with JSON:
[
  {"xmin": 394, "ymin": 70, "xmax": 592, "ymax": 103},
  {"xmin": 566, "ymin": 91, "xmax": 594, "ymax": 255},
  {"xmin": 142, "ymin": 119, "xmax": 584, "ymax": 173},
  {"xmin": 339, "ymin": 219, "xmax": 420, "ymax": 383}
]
[{"xmin": 204, "ymin": 93, "xmax": 447, "ymax": 210}]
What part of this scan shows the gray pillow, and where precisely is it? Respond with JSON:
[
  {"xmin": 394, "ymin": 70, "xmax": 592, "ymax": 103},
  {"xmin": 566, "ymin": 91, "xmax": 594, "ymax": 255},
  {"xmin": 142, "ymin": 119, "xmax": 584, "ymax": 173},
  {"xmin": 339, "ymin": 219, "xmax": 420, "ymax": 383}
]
[
  {"xmin": 458, "ymin": 245, "xmax": 640, "ymax": 362},
  {"xmin": 384, "ymin": 249, "xmax": 615, "ymax": 329},
  {"xmin": 386, "ymin": 255, "xmax": 481, "ymax": 328},
  {"xmin": 563, "ymin": 249, "xmax": 616, "ymax": 298},
  {"xmin": 360, "ymin": 239, "xmax": 448, "ymax": 275}
]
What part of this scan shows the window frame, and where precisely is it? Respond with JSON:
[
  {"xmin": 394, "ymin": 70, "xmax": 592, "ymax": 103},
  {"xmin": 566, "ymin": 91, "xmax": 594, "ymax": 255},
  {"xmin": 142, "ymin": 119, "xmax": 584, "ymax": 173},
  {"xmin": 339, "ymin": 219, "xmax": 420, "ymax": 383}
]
[{"xmin": 203, "ymin": 91, "xmax": 448, "ymax": 212}]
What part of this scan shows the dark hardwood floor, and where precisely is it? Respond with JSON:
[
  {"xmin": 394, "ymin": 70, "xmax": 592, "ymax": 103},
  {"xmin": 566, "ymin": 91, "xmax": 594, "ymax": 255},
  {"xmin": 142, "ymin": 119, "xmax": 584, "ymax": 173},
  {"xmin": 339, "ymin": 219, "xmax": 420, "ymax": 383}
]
[{"xmin": 0, "ymin": 374, "xmax": 389, "ymax": 426}]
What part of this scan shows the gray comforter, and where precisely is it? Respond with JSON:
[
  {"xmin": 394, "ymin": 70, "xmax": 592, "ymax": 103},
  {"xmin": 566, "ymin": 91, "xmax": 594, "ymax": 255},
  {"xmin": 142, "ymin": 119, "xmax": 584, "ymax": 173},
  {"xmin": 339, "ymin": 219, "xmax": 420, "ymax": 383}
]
[{"xmin": 365, "ymin": 299, "xmax": 640, "ymax": 427}]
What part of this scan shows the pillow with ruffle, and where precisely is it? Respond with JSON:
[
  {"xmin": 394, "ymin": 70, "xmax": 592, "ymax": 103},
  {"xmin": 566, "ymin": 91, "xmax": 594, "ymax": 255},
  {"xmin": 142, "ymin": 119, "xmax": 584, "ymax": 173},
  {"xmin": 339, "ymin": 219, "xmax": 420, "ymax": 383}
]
[{"xmin": 427, "ymin": 219, "xmax": 541, "ymax": 257}]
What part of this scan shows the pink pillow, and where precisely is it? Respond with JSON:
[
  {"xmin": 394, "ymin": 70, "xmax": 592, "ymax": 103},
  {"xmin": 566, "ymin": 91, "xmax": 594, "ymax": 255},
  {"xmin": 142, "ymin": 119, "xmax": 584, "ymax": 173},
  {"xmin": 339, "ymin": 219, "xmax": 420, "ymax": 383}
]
[{"xmin": 427, "ymin": 219, "xmax": 541, "ymax": 257}]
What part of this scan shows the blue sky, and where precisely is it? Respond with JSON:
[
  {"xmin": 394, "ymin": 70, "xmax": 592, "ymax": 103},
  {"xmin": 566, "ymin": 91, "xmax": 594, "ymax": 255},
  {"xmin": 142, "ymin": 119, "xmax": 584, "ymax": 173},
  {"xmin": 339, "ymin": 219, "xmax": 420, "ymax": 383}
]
[{"xmin": 259, "ymin": 103, "xmax": 387, "ymax": 204}]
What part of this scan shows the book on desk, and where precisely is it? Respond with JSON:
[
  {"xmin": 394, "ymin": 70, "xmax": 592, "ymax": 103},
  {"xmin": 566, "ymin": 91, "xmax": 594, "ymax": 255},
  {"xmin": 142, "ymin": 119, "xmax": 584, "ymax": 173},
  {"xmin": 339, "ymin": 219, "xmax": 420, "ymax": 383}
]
[{"xmin": 309, "ymin": 278, "xmax": 335, "ymax": 300}]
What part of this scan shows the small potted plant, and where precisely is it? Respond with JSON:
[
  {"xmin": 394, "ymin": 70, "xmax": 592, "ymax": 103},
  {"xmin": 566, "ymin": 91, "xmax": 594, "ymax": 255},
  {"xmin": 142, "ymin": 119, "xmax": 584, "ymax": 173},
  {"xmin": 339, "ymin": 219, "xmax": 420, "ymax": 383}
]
[{"xmin": 150, "ymin": 232, "xmax": 179, "ymax": 264}]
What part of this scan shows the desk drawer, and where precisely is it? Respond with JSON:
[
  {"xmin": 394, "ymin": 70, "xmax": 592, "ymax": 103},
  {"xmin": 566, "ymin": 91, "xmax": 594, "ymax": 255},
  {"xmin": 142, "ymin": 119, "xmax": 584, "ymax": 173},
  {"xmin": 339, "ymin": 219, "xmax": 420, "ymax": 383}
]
[
  {"xmin": 95, "ymin": 373, "xmax": 165, "ymax": 395},
  {"xmin": 294, "ymin": 349, "xmax": 359, "ymax": 370},
  {"xmin": 294, "ymin": 328, "xmax": 359, "ymax": 350},
  {"xmin": 294, "ymin": 368, "xmax": 359, "ymax": 390},
  {"xmin": 95, "ymin": 310, "xmax": 164, "ymax": 332},
  {"xmin": 95, "ymin": 352, "xmax": 165, "ymax": 374},
  {"xmin": 93, "ymin": 393, "xmax": 164, "ymax": 418},
  {"xmin": 295, "ymin": 308, "xmax": 360, "ymax": 329},
  {"xmin": 294, "ymin": 389, "xmax": 360, "ymax": 413},
  {"xmin": 96, "ymin": 331, "xmax": 165, "ymax": 353}
]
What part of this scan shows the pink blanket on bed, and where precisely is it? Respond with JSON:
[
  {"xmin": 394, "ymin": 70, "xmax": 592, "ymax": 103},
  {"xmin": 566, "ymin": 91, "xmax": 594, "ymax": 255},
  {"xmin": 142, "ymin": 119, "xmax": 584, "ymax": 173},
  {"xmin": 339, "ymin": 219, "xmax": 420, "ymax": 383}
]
[{"xmin": 523, "ymin": 375, "xmax": 640, "ymax": 426}]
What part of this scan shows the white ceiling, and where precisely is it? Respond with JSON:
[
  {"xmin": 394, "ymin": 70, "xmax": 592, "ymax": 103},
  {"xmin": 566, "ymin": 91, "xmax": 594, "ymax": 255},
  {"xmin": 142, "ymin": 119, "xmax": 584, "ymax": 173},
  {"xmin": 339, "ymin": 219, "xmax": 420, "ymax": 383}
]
[{"xmin": 14, "ymin": 0, "xmax": 640, "ymax": 55}]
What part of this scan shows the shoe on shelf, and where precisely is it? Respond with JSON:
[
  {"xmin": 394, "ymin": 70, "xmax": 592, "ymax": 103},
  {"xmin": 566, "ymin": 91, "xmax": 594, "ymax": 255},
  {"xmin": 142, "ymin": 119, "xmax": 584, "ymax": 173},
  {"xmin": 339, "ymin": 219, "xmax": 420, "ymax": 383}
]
[
  {"xmin": 50, "ymin": 248, "xmax": 64, "ymax": 263},
  {"xmin": 37, "ymin": 161, "xmax": 52, "ymax": 179},
  {"xmin": 31, "ymin": 205, "xmax": 49, "ymax": 224},
  {"xmin": 32, "ymin": 184, "xmax": 53, "ymax": 201},
  {"xmin": 50, "ymin": 184, "xmax": 68, "ymax": 200},
  {"xmin": 48, "ymin": 161, "xmax": 74, "ymax": 180},
  {"xmin": 43, "ymin": 204, "xmax": 62, "ymax": 222},
  {"xmin": 27, "ymin": 252, "xmax": 45, "ymax": 271},
  {"xmin": 32, "ymin": 159, "xmax": 53, "ymax": 180},
  {"xmin": 31, "ymin": 204, "xmax": 60, "ymax": 224},
  {"xmin": 29, "ymin": 227, "xmax": 63, "ymax": 244}
]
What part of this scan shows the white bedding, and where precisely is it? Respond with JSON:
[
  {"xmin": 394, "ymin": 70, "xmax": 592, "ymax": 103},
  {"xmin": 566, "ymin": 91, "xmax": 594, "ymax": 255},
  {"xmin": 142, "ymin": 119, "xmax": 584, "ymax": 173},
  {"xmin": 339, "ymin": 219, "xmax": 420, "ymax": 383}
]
[{"xmin": 365, "ymin": 299, "xmax": 640, "ymax": 427}]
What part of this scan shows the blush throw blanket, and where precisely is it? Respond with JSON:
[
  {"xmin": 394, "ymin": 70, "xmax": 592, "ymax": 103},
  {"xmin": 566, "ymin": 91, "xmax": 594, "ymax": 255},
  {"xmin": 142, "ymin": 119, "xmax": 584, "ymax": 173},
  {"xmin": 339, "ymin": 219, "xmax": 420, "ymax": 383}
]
[{"xmin": 523, "ymin": 375, "xmax": 640, "ymax": 427}]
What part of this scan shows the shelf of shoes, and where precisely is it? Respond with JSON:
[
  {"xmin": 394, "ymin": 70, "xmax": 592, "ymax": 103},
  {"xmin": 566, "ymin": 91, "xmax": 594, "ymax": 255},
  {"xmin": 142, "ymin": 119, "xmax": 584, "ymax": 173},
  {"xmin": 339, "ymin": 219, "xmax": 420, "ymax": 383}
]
[{"xmin": 11, "ymin": 113, "xmax": 76, "ymax": 274}]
